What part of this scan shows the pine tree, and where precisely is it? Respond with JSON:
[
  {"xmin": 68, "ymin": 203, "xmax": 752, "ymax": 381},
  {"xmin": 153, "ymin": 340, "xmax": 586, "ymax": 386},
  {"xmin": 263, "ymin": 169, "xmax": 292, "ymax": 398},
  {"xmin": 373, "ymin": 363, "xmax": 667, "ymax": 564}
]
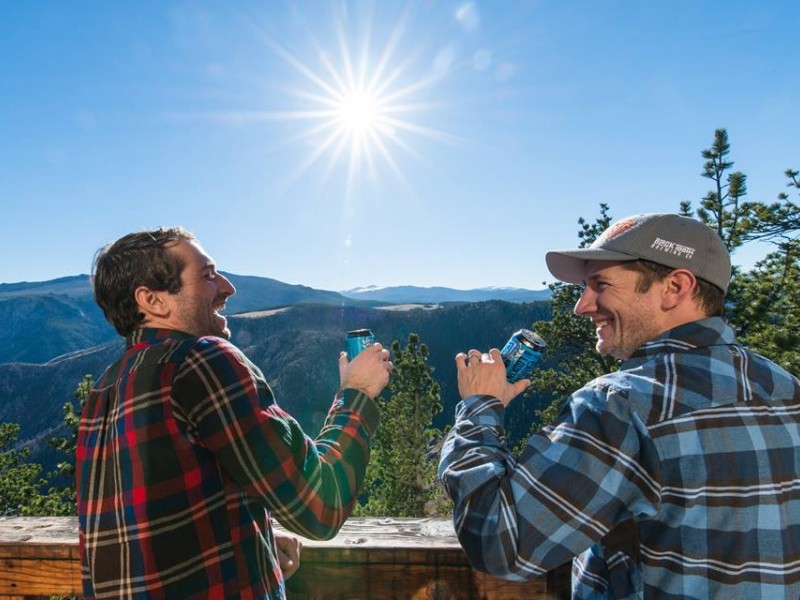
[
  {"xmin": 696, "ymin": 128, "xmax": 750, "ymax": 249},
  {"xmin": 44, "ymin": 374, "xmax": 93, "ymax": 516},
  {"xmin": 726, "ymin": 169, "xmax": 800, "ymax": 373},
  {"xmin": 730, "ymin": 240, "xmax": 800, "ymax": 373},
  {"xmin": 355, "ymin": 333, "xmax": 450, "ymax": 517},
  {"xmin": 0, "ymin": 423, "xmax": 48, "ymax": 516},
  {"xmin": 685, "ymin": 130, "xmax": 799, "ymax": 374},
  {"xmin": 689, "ymin": 128, "xmax": 800, "ymax": 250},
  {"xmin": 0, "ymin": 374, "xmax": 91, "ymax": 517}
]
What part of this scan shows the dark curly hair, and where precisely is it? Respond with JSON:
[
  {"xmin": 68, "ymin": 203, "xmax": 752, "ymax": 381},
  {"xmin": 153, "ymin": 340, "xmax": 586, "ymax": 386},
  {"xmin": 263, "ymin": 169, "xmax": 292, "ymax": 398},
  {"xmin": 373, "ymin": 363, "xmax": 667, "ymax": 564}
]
[{"xmin": 92, "ymin": 227, "xmax": 196, "ymax": 336}]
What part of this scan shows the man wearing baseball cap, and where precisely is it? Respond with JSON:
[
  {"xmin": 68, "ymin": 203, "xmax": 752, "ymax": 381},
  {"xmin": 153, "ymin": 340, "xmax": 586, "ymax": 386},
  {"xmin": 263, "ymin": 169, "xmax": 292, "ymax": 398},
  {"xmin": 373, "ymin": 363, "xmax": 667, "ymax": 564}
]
[{"xmin": 439, "ymin": 213, "xmax": 800, "ymax": 598}]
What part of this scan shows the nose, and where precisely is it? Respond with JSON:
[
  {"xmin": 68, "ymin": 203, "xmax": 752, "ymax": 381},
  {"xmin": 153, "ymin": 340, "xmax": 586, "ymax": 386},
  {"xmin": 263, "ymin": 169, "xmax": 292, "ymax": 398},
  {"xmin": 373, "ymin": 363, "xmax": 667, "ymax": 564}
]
[
  {"xmin": 218, "ymin": 273, "xmax": 236, "ymax": 297},
  {"xmin": 573, "ymin": 286, "xmax": 595, "ymax": 317}
]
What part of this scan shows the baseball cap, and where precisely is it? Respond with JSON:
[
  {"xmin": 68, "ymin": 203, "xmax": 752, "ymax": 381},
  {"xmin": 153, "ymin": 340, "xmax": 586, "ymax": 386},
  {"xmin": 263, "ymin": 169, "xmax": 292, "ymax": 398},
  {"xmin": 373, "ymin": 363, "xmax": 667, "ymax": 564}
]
[{"xmin": 545, "ymin": 213, "xmax": 732, "ymax": 293}]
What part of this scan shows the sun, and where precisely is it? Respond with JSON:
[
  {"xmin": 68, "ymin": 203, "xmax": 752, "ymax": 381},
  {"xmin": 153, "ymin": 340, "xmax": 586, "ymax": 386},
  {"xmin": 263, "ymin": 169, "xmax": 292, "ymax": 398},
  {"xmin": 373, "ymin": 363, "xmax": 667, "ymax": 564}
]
[
  {"xmin": 337, "ymin": 89, "xmax": 380, "ymax": 136},
  {"xmin": 243, "ymin": 6, "xmax": 459, "ymax": 197}
]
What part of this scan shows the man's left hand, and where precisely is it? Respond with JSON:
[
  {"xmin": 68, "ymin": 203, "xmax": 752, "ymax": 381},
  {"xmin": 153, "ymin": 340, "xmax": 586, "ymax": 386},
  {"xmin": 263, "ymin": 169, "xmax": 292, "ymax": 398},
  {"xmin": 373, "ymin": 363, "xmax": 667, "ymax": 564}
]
[
  {"xmin": 456, "ymin": 348, "xmax": 530, "ymax": 406},
  {"xmin": 275, "ymin": 530, "xmax": 302, "ymax": 579}
]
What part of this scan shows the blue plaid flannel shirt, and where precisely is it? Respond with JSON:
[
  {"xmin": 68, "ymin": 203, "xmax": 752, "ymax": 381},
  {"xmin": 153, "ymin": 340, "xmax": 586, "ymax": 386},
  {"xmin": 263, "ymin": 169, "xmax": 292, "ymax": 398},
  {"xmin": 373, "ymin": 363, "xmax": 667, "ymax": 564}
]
[{"xmin": 439, "ymin": 317, "xmax": 800, "ymax": 599}]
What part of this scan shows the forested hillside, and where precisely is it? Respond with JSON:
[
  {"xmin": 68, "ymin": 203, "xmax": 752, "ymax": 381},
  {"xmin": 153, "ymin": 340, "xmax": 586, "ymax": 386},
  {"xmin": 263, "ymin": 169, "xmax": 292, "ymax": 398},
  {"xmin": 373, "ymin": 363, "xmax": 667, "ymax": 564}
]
[{"xmin": 0, "ymin": 300, "xmax": 552, "ymax": 467}]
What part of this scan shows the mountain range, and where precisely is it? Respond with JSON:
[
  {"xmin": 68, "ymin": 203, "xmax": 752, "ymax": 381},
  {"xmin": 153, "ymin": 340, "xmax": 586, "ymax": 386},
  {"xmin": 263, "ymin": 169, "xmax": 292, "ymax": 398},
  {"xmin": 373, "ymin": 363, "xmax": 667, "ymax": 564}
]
[
  {"xmin": 0, "ymin": 275, "xmax": 549, "ymax": 306},
  {"xmin": 0, "ymin": 274, "xmax": 553, "ymax": 466},
  {"xmin": 0, "ymin": 275, "xmax": 550, "ymax": 365}
]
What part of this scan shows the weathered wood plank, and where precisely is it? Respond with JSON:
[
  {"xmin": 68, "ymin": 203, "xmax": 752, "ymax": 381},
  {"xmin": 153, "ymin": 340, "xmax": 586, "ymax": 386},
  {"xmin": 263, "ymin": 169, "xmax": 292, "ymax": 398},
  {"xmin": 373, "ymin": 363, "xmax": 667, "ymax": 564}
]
[
  {"xmin": 284, "ymin": 562, "xmax": 558, "ymax": 599},
  {"xmin": 0, "ymin": 517, "xmax": 82, "ymax": 596},
  {"xmin": 0, "ymin": 517, "xmax": 78, "ymax": 547},
  {"xmin": 0, "ymin": 558, "xmax": 81, "ymax": 596},
  {"xmin": 275, "ymin": 517, "xmax": 569, "ymax": 599},
  {"xmin": 0, "ymin": 517, "xmax": 571, "ymax": 599}
]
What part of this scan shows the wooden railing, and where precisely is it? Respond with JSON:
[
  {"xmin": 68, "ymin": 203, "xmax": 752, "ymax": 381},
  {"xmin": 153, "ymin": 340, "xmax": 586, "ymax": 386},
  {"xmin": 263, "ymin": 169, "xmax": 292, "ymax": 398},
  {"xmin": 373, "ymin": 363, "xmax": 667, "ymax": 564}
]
[{"xmin": 0, "ymin": 516, "xmax": 571, "ymax": 599}]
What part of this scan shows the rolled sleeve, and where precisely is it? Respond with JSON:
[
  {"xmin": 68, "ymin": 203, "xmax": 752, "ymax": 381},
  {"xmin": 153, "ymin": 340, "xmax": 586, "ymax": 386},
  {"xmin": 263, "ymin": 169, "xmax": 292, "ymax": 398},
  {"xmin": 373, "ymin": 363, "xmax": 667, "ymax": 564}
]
[{"xmin": 438, "ymin": 386, "xmax": 661, "ymax": 580}]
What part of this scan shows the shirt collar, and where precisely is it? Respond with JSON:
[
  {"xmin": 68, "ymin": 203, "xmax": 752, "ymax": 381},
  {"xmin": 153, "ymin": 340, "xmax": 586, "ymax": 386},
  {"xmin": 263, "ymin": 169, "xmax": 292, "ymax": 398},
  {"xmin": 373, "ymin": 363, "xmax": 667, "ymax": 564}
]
[
  {"xmin": 126, "ymin": 327, "xmax": 195, "ymax": 349},
  {"xmin": 623, "ymin": 317, "xmax": 737, "ymax": 368}
]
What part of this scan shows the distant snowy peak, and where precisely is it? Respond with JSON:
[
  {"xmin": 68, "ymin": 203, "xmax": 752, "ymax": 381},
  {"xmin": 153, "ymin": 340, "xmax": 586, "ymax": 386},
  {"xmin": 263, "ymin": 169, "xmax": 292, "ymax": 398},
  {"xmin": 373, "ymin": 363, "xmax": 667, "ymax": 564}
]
[{"xmin": 344, "ymin": 285, "xmax": 388, "ymax": 294}]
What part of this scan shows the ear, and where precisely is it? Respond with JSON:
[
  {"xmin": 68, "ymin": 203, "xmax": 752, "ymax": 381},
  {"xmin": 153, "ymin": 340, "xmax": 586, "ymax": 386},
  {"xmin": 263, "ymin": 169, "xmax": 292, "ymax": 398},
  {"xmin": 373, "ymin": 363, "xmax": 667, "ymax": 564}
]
[
  {"xmin": 661, "ymin": 269, "xmax": 697, "ymax": 310},
  {"xmin": 133, "ymin": 286, "xmax": 171, "ymax": 319}
]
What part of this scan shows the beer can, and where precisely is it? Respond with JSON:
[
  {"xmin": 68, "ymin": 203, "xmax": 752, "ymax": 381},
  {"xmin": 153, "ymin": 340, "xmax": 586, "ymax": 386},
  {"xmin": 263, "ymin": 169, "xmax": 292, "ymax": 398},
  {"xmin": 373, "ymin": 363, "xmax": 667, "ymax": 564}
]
[
  {"xmin": 500, "ymin": 329, "xmax": 546, "ymax": 383},
  {"xmin": 345, "ymin": 329, "xmax": 375, "ymax": 360}
]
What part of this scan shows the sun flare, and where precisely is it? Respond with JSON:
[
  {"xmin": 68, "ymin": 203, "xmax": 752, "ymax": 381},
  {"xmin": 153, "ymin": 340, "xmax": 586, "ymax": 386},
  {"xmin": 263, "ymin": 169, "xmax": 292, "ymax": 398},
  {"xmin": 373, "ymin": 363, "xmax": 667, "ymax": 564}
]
[{"xmin": 222, "ymin": 7, "xmax": 462, "ymax": 197}]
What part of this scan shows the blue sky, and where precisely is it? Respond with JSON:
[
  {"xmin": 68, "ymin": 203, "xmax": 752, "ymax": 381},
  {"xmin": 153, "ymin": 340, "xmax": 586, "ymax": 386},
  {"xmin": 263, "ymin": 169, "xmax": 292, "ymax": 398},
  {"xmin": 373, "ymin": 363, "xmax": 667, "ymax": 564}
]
[{"xmin": 1, "ymin": 1, "xmax": 798, "ymax": 291}]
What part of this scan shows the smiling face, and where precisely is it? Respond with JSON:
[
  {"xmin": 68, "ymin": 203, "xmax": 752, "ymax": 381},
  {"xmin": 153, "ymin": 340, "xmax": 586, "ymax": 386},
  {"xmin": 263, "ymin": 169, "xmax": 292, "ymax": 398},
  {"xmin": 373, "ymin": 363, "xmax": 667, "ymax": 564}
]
[
  {"xmin": 574, "ymin": 261, "xmax": 668, "ymax": 359},
  {"xmin": 162, "ymin": 240, "xmax": 236, "ymax": 339}
]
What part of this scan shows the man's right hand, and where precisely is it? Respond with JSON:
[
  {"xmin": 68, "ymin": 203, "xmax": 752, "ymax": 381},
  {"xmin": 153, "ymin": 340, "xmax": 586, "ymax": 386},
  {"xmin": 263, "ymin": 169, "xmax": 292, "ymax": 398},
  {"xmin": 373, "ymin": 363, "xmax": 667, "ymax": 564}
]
[{"xmin": 339, "ymin": 343, "xmax": 393, "ymax": 399}]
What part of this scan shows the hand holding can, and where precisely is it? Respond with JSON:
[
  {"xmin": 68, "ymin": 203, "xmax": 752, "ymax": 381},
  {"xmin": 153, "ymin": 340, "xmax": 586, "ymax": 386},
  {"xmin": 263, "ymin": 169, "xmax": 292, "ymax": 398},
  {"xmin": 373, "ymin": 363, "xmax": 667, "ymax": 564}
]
[
  {"xmin": 340, "ymin": 329, "xmax": 391, "ymax": 399},
  {"xmin": 344, "ymin": 329, "xmax": 375, "ymax": 360},
  {"xmin": 500, "ymin": 329, "xmax": 546, "ymax": 383}
]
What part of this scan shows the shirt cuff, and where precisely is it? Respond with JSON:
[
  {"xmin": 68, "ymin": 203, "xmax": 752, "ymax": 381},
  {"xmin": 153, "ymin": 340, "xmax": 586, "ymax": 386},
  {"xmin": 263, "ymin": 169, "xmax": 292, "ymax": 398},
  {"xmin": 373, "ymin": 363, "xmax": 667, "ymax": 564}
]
[{"xmin": 456, "ymin": 394, "xmax": 506, "ymax": 427}]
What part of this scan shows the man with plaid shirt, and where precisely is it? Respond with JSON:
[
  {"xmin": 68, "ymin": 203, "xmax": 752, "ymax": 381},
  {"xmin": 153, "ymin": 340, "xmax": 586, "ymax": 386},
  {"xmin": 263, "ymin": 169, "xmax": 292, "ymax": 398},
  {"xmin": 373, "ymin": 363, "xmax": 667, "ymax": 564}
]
[
  {"xmin": 439, "ymin": 213, "xmax": 800, "ymax": 598},
  {"xmin": 78, "ymin": 227, "xmax": 392, "ymax": 599}
]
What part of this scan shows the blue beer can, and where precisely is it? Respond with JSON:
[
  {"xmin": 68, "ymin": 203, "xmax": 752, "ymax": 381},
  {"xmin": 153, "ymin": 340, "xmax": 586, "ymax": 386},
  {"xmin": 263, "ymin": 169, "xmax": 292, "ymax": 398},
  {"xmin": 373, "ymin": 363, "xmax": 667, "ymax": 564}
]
[
  {"xmin": 500, "ymin": 329, "xmax": 546, "ymax": 383},
  {"xmin": 345, "ymin": 329, "xmax": 375, "ymax": 360}
]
